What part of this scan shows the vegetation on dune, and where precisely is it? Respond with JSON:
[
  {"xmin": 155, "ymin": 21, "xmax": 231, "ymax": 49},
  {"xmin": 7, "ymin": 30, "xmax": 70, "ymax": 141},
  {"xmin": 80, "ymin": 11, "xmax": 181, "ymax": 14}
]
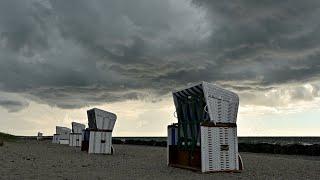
[{"xmin": 0, "ymin": 132, "xmax": 17, "ymax": 143}]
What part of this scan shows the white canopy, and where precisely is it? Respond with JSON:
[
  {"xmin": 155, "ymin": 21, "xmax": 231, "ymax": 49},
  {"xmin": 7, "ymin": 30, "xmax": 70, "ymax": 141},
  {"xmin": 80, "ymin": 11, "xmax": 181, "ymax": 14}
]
[
  {"xmin": 172, "ymin": 81, "xmax": 239, "ymax": 124},
  {"xmin": 71, "ymin": 122, "xmax": 85, "ymax": 133},
  {"xmin": 87, "ymin": 108, "xmax": 117, "ymax": 130},
  {"xmin": 56, "ymin": 126, "xmax": 71, "ymax": 140}
]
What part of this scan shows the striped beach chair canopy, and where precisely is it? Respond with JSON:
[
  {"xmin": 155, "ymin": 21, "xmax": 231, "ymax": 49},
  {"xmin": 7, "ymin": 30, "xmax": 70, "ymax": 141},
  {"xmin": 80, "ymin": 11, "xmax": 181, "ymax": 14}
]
[{"xmin": 172, "ymin": 81, "xmax": 239, "ymax": 125}]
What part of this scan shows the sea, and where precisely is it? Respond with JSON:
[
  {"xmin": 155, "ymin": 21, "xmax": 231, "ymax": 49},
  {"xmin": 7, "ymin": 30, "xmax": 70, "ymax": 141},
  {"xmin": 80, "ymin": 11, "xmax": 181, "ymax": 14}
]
[{"xmin": 113, "ymin": 136, "xmax": 320, "ymax": 146}]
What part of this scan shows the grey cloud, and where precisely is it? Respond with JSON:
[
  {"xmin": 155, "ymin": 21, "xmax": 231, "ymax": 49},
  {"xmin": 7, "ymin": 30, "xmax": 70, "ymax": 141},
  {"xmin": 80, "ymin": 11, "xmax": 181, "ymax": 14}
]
[
  {"xmin": 0, "ymin": 98, "xmax": 29, "ymax": 112},
  {"xmin": 0, "ymin": 0, "xmax": 320, "ymax": 110},
  {"xmin": 23, "ymin": 86, "xmax": 162, "ymax": 109},
  {"xmin": 239, "ymin": 84, "xmax": 320, "ymax": 107},
  {"xmin": 191, "ymin": 0, "xmax": 320, "ymax": 85},
  {"xmin": 0, "ymin": 0, "xmax": 52, "ymax": 52}
]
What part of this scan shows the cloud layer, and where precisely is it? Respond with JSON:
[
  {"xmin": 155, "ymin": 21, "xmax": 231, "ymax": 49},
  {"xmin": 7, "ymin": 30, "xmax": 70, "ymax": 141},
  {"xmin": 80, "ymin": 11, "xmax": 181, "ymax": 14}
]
[{"xmin": 1, "ymin": 0, "xmax": 320, "ymax": 110}]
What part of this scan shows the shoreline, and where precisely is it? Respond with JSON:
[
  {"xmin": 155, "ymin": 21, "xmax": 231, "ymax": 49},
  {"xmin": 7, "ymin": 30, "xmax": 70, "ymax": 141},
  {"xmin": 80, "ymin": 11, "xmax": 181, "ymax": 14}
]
[{"xmin": 1, "ymin": 140, "xmax": 320, "ymax": 179}]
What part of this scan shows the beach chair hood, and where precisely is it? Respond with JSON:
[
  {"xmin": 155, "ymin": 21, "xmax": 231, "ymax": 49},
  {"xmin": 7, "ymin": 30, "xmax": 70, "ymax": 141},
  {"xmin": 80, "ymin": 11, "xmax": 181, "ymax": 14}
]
[
  {"xmin": 172, "ymin": 81, "xmax": 239, "ymax": 125},
  {"xmin": 87, "ymin": 108, "xmax": 117, "ymax": 130}
]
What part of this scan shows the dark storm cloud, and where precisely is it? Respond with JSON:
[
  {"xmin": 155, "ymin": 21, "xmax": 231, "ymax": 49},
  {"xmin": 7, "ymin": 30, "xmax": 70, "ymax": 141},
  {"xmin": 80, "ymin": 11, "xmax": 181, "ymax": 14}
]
[
  {"xmin": 192, "ymin": 0, "xmax": 320, "ymax": 85},
  {"xmin": 1, "ymin": 0, "xmax": 320, "ymax": 111},
  {"xmin": 0, "ymin": 100, "xmax": 27, "ymax": 112},
  {"xmin": 0, "ymin": 97, "xmax": 29, "ymax": 112}
]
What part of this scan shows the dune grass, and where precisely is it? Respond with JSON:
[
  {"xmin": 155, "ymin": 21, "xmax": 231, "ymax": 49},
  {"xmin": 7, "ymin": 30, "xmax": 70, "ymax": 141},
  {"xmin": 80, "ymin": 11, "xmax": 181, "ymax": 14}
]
[{"xmin": 0, "ymin": 132, "xmax": 17, "ymax": 144}]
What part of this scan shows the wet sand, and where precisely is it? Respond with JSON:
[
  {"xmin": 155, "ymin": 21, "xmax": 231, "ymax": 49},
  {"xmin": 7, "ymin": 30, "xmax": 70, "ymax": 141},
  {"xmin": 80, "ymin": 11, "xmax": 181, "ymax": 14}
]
[{"xmin": 0, "ymin": 140, "xmax": 319, "ymax": 180}]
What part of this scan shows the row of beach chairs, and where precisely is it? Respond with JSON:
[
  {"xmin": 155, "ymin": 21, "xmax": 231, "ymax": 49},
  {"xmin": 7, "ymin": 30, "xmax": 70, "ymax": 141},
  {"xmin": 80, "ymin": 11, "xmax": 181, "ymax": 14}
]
[
  {"xmin": 47, "ymin": 81, "xmax": 243, "ymax": 173},
  {"xmin": 52, "ymin": 108, "xmax": 117, "ymax": 155}
]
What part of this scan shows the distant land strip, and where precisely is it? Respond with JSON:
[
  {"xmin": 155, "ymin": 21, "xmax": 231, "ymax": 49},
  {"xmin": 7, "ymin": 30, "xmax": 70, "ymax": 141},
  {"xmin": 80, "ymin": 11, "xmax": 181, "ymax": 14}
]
[
  {"xmin": 4, "ymin": 135, "xmax": 320, "ymax": 156},
  {"xmin": 111, "ymin": 137, "xmax": 320, "ymax": 156}
]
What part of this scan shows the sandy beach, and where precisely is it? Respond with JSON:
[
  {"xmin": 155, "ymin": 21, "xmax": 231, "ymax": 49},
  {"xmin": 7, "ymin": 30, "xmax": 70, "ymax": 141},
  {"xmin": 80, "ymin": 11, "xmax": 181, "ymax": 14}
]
[{"xmin": 0, "ymin": 140, "xmax": 319, "ymax": 180}]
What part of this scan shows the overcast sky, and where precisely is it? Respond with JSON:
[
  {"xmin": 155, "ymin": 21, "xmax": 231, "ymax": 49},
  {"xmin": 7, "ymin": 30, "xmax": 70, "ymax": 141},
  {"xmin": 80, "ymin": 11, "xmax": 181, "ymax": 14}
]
[{"xmin": 1, "ymin": 0, "xmax": 320, "ymax": 136}]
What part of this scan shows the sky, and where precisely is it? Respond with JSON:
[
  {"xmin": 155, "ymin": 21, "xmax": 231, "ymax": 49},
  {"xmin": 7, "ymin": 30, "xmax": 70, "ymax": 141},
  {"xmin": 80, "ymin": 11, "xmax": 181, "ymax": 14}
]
[{"xmin": 0, "ymin": 0, "xmax": 320, "ymax": 136}]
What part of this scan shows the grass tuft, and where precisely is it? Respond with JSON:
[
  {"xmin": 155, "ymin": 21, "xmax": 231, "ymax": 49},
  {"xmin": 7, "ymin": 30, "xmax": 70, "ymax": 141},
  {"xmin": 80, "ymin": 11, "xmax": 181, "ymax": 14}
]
[{"xmin": 0, "ymin": 132, "xmax": 17, "ymax": 143}]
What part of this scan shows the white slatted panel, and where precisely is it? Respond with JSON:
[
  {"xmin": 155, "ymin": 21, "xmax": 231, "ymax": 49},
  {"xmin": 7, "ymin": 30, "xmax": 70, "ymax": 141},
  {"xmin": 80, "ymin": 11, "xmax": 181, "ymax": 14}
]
[
  {"xmin": 69, "ymin": 134, "xmax": 82, "ymax": 147},
  {"xmin": 88, "ymin": 131, "xmax": 112, "ymax": 154},
  {"xmin": 202, "ymin": 82, "xmax": 239, "ymax": 124},
  {"xmin": 201, "ymin": 126, "xmax": 208, "ymax": 172},
  {"xmin": 201, "ymin": 126, "xmax": 239, "ymax": 172}
]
